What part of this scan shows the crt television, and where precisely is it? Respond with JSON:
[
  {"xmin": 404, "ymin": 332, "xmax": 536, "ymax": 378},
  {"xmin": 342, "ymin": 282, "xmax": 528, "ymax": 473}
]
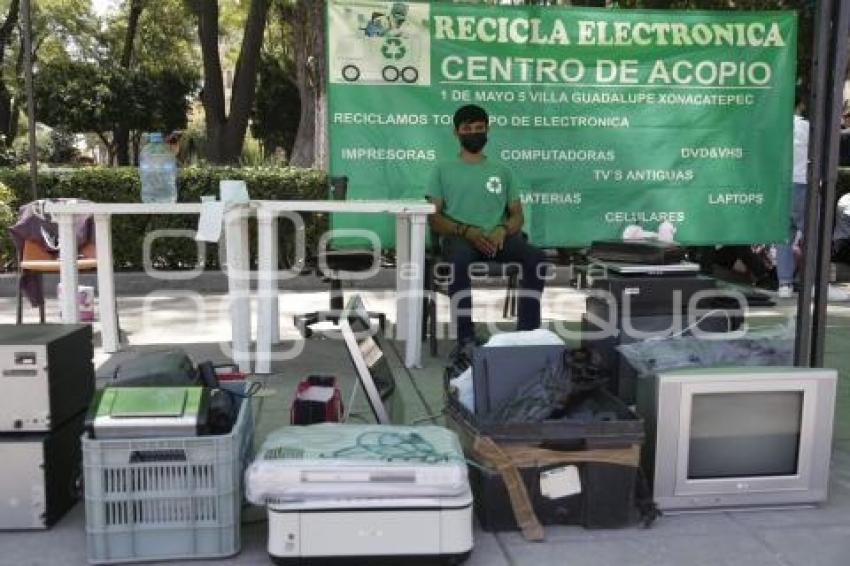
[
  {"xmin": 340, "ymin": 295, "xmax": 396, "ymax": 425},
  {"xmin": 637, "ymin": 366, "xmax": 837, "ymax": 512}
]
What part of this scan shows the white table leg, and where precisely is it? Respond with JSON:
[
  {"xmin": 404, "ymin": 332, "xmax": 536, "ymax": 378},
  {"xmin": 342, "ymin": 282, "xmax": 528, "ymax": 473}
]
[
  {"xmin": 225, "ymin": 207, "xmax": 252, "ymax": 373},
  {"xmin": 404, "ymin": 214, "xmax": 427, "ymax": 368},
  {"xmin": 57, "ymin": 215, "xmax": 79, "ymax": 323},
  {"xmin": 395, "ymin": 215, "xmax": 410, "ymax": 340},
  {"xmin": 270, "ymin": 222, "xmax": 280, "ymax": 345},
  {"xmin": 256, "ymin": 208, "xmax": 278, "ymax": 374},
  {"xmin": 94, "ymin": 215, "xmax": 119, "ymax": 352}
]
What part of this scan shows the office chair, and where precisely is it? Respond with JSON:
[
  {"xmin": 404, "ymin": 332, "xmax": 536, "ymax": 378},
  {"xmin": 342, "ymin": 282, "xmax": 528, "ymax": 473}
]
[
  {"xmin": 294, "ymin": 176, "xmax": 386, "ymax": 338},
  {"xmin": 422, "ymin": 231, "xmax": 519, "ymax": 356}
]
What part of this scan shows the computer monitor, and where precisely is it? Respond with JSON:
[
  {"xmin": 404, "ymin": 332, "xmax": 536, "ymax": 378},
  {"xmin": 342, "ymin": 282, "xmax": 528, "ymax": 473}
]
[
  {"xmin": 638, "ymin": 366, "xmax": 837, "ymax": 512},
  {"xmin": 340, "ymin": 295, "xmax": 396, "ymax": 424}
]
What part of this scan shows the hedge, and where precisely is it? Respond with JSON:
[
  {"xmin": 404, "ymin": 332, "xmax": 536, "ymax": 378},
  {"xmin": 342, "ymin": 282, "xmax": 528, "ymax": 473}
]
[
  {"xmin": 0, "ymin": 166, "xmax": 328, "ymax": 271},
  {"xmin": 3, "ymin": 166, "xmax": 850, "ymax": 272}
]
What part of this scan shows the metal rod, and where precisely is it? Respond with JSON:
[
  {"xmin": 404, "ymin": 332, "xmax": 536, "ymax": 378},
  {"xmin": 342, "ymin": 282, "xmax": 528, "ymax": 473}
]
[
  {"xmin": 811, "ymin": 0, "xmax": 850, "ymax": 366},
  {"xmin": 795, "ymin": 0, "xmax": 834, "ymax": 366},
  {"xmin": 21, "ymin": 0, "xmax": 38, "ymax": 201}
]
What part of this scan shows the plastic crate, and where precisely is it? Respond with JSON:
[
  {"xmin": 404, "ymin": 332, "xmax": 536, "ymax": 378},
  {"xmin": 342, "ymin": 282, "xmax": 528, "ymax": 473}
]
[
  {"xmin": 82, "ymin": 382, "xmax": 254, "ymax": 564},
  {"xmin": 471, "ymin": 458, "xmax": 640, "ymax": 530}
]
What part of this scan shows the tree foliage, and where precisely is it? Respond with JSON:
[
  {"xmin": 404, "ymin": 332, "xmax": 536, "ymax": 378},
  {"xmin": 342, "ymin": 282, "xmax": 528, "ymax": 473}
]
[
  {"xmin": 251, "ymin": 52, "xmax": 300, "ymax": 158},
  {"xmin": 33, "ymin": 60, "xmax": 197, "ymax": 161}
]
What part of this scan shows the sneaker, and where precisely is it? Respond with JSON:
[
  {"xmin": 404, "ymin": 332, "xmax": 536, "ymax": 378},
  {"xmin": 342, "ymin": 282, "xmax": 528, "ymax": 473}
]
[{"xmin": 777, "ymin": 284, "xmax": 793, "ymax": 299}]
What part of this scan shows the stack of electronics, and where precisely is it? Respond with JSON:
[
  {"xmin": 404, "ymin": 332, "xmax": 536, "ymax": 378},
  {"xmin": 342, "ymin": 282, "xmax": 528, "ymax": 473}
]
[
  {"xmin": 82, "ymin": 349, "xmax": 254, "ymax": 564},
  {"xmin": 0, "ymin": 324, "xmax": 94, "ymax": 529},
  {"xmin": 86, "ymin": 350, "xmax": 241, "ymax": 439},
  {"xmin": 445, "ymin": 339, "xmax": 647, "ymax": 534},
  {"xmin": 581, "ymin": 239, "xmax": 742, "ymax": 403},
  {"xmin": 246, "ymin": 423, "xmax": 474, "ymax": 565},
  {"xmin": 238, "ymin": 295, "xmax": 473, "ymax": 564}
]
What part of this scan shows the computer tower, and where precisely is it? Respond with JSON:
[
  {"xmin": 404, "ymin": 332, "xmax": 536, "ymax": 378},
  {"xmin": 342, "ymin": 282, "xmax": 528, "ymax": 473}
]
[
  {"xmin": 0, "ymin": 412, "xmax": 84, "ymax": 529},
  {"xmin": 0, "ymin": 324, "xmax": 94, "ymax": 432}
]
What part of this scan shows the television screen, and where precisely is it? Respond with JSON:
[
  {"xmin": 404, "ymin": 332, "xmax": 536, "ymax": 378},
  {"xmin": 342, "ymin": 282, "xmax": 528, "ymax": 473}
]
[{"xmin": 688, "ymin": 391, "xmax": 803, "ymax": 479}]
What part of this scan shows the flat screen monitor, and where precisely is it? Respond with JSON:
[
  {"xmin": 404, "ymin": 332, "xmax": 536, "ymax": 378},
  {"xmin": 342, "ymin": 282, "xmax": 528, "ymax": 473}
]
[
  {"xmin": 638, "ymin": 366, "xmax": 837, "ymax": 512},
  {"xmin": 339, "ymin": 295, "xmax": 395, "ymax": 424}
]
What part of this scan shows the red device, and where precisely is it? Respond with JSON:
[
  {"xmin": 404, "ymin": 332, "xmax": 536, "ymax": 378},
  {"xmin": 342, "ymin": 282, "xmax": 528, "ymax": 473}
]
[{"xmin": 290, "ymin": 375, "xmax": 343, "ymax": 425}]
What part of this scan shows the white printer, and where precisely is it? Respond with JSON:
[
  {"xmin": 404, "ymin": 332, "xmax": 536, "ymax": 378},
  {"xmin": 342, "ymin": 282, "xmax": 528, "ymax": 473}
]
[
  {"xmin": 266, "ymin": 491, "xmax": 473, "ymax": 564},
  {"xmin": 246, "ymin": 424, "xmax": 474, "ymax": 565}
]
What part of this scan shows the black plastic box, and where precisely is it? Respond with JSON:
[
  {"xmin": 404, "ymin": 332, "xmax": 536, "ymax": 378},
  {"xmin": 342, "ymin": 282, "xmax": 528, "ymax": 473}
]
[
  {"xmin": 471, "ymin": 459, "xmax": 639, "ymax": 530},
  {"xmin": 447, "ymin": 387, "xmax": 644, "ymax": 531}
]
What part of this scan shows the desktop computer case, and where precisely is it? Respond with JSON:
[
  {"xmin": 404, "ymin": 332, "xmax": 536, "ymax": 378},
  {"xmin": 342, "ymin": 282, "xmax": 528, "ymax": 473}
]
[
  {"xmin": 0, "ymin": 324, "xmax": 94, "ymax": 432},
  {"xmin": 0, "ymin": 412, "xmax": 84, "ymax": 529}
]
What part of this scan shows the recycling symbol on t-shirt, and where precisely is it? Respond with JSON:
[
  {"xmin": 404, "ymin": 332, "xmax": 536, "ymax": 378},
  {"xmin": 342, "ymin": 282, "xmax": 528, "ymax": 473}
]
[
  {"xmin": 485, "ymin": 176, "xmax": 503, "ymax": 194},
  {"xmin": 381, "ymin": 37, "xmax": 406, "ymax": 60}
]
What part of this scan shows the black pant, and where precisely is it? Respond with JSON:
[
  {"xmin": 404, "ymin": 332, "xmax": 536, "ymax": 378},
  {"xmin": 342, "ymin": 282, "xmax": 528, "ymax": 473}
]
[
  {"xmin": 834, "ymin": 239, "xmax": 850, "ymax": 264},
  {"xmin": 441, "ymin": 233, "xmax": 546, "ymax": 344}
]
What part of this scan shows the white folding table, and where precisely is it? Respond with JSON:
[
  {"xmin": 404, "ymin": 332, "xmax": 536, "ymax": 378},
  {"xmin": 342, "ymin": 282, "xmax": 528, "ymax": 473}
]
[
  {"xmin": 43, "ymin": 201, "xmax": 255, "ymax": 373},
  {"xmin": 254, "ymin": 199, "xmax": 434, "ymax": 373}
]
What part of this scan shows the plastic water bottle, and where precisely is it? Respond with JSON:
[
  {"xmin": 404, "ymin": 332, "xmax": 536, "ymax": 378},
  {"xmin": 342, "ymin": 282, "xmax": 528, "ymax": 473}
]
[{"xmin": 139, "ymin": 132, "xmax": 177, "ymax": 203}]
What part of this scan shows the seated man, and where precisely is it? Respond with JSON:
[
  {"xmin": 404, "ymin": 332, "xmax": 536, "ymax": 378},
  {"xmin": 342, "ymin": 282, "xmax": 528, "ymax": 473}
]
[{"xmin": 426, "ymin": 104, "xmax": 546, "ymax": 358}]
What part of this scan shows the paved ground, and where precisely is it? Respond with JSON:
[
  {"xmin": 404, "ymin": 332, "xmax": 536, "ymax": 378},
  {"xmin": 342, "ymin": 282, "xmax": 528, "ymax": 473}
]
[{"xmin": 1, "ymin": 283, "xmax": 849, "ymax": 565}]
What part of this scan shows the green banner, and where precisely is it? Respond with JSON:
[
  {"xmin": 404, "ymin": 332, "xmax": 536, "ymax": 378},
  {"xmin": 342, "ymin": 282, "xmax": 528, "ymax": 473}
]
[{"xmin": 327, "ymin": 1, "xmax": 797, "ymax": 247}]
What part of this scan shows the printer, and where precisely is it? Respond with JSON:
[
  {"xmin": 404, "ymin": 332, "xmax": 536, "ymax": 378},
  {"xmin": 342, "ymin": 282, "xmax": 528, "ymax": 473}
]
[{"xmin": 246, "ymin": 424, "xmax": 474, "ymax": 565}]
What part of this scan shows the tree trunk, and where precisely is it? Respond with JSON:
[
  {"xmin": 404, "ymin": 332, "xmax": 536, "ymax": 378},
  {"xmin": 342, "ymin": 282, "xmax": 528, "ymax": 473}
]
[
  {"xmin": 114, "ymin": 0, "xmax": 145, "ymax": 166},
  {"xmin": 190, "ymin": 0, "xmax": 269, "ymax": 164},
  {"xmin": 289, "ymin": 0, "xmax": 325, "ymax": 168},
  {"xmin": 0, "ymin": 0, "xmax": 20, "ymax": 146}
]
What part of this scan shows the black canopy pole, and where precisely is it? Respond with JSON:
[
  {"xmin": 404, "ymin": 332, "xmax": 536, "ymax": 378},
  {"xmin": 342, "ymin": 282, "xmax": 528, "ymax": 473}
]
[
  {"xmin": 21, "ymin": 0, "xmax": 37, "ymax": 201},
  {"xmin": 795, "ymin": 0, "xmax": 850, "ymax": 366}
]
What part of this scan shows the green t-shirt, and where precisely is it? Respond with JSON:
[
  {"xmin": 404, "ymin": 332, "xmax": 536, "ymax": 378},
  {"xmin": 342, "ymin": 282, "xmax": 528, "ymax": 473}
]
[{"xmin": 426, "ymin": 156, "xmax": 520, "ymax": 233}]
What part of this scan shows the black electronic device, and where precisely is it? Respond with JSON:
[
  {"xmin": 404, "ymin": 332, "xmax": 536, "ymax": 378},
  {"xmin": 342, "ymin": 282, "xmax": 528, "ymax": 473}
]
[
  {"xmin": 0, "ymin": 324, "xmax": 94, "ymax": 432},
  {"xmin": 587, "ymin": 273, "xmax": 717, "ymax": 315},
  {"xmin": 196, "ymin": 361, "xmax": 221, "ymax": 389},
  {"xmin": 582, "ymin": 298, "xmax": 743, "ymax": 403},
  {"xmin": 0, "ymin": 411, "xmax": 84, "ymax": 529},
  {"xmin": 589, "ymin": 239, "xmax": 687, "ymax": 265},
  {"xmin": 109, "ymin": 349, "xmax": 196, "ymax": 386}
]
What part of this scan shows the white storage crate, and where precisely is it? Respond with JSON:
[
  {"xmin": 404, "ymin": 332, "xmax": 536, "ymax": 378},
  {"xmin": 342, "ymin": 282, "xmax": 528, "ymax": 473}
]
[{"xmin": 83, "ymin": 381, "xmax": 254, "ymax": 564}]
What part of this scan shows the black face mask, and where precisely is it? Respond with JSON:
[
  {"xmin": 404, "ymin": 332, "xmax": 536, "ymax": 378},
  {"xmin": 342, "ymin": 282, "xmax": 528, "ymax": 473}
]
[{"xmin": 459, "ymin": 132, "xmax": 487, "ymax": 153}]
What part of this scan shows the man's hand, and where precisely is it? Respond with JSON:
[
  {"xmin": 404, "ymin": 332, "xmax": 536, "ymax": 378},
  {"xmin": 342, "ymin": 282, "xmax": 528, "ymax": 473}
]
[
  {"xmin": 486, "ymin": 225, "xmax": 507, "ymax": 252},
  {"xmin": 464, "ymin": 226, "xmax": 496, "ymax": 256}
]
